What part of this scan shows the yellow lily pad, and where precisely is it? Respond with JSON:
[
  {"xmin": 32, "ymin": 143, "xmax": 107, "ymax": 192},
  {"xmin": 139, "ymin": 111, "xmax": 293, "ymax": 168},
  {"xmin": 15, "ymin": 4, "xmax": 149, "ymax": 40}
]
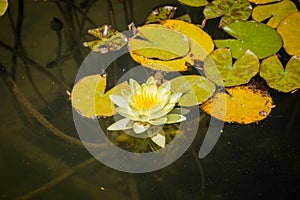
[
  {"xmin": 162, "ymin": 19, "xmax": 214, "ymax": 62},
  {"xmin": 277, "ymin": 12, "xmax": 300, "ymax": 57},
  {"xmin": 201, "ymin": 83, "xmax": 274, "ymax": 124},
  {"xmin": 260, "ymin": 55, "xmax": 300, "ymax": 93},
  {"xmin": 129, "ymin": 52, "xmax": 191, "ymax": 71},
  {"xmin": 128, "ymin": 24, "xmax": 190, "ymax": 61},
  {"xmin": 170, "ymin": 75, "xmax": 216, "ymax": 106},
  {"xmin": 248, "ymin": 0, "xmax": 281, "ymax": 4},
  {"xmin": 71, "ymin": 74, "xmax": 129, "ymax": 118},
  {"xmin": 0, "ymin": 0, "xmax": 8, "ymax": 17},
  {"xmin": 252, "ymin": 0, "xmax": 298, "ymax": 28}
]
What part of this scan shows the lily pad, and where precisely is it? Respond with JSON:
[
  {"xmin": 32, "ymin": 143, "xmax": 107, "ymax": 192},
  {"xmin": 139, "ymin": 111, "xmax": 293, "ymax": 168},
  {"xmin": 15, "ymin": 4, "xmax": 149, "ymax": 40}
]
[
  {"xmin": 260, "ymin": 55, "xmax": 300, "ymax": 93},
  {"xmin": 145, "ymin": 6, "xmax": 177, "ymax": 24},
  {"xmin": 204, "ymin": 48, "xmax": 259, "ymax": 86},
  {"xmin": 203, "ymin": 0, "xmax": 252, "ymax": 27},
  {"xmin": 214, "ymin": 21, "xmax": 282, "ymax": 59},
  {"xmin": 248, "ymin": 0, "xmax": 281, "ymax": 4},
  {"xmin": 71, "ymin": 74, "xmax": 129, "ymax": 118},
  {"xmin": 162, "ymin": 19, "xmax": 214, "ymax": 62},
  {"xmin": 252, "ymin": 0, "xmax": 298, "ymax": 28},
  {"xmin": 201, "ymin": 82, "xmax": 274, "ymax": 124},
  {"xmin": 0, "ymin": 0, "xmax": 8, "ymax": 17},
  {"xmin": 277, "ymin": 12, "xmax": 300, "ymax": 57},
  {"xmin": 128, "ymin": 24, "xmax": 190, "ymax": 61},
  {"xmin": 129, "ymin": 52, "xmax": 191, "ymax": 71},
  {"xmin": 170, "ymin": 75, "xmax": 216, "ymax": 106},
  {"xmin": 178, "ymin": 0, "xmax": 208, "ymax": 7},
  {"xmin": 83, "ymin": 25, "xmax": 128, "ymax": 53}
]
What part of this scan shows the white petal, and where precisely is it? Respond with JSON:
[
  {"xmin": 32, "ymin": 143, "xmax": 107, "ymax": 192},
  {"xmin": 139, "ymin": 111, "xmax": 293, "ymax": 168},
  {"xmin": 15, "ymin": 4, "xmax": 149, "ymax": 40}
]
[
  {"xmin": 121, "ymin": 89, "xmax": 131, "ymax": 100},
  {"xmin": 116, "ymin": 107, "xmax": 138, "ymax": 121},
  {"xmin": 149, "ymin": 105, "xmax": 163, "ymax": 117},
  {"xmin": 129, "ymin": 79, "xmax": 140, "ymax": 92},
  {"xmin": 133, "ymin": 122, "xmax": 150, "ymax": 134},
  {"xmin": 149, "ymin": 117, "xmax": 167, "ymax": 125},
  {"xmin": 158, "ymin": 81, "xmax": 170, "ymax": 92},
  {"xmin": 107, "ymin": 118, "xmax": 132, "ymax": 130},
  {"xmin": 169, "ymin": 93, "xmax": 182, "ymax": 104},
  {"xmin": 151, "ymin": 133, "xmax": 165, "ymax": 148},
  {"xmin": 165, "ymin": 114, "xmax": 186, "ymax": 124},
  {"xmin": 160, "ymin": 103, "xmax": 176, "ymax": 116},
  {"xmin": 146, "ymin": 76, "xmax": 156, "ymax": 85},
  {"xmin": 110, "ymin": 94, "xmax": 129, "ymax": 108}
]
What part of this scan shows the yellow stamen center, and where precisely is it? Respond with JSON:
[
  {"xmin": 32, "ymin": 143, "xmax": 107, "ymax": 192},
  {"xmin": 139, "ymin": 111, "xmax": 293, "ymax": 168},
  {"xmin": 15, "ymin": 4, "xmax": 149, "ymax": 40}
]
[{"xmin": 134, "ymin": 90, "xmax": 159, "ymax": 109}]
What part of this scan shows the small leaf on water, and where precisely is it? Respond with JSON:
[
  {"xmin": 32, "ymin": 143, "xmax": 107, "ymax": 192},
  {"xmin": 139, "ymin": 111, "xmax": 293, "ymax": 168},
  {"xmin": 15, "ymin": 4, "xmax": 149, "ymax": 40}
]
[
  {"xmin": 252, "ymin": 0, "xmax": 298, "ymax": 28},
  {"xmin": 260, "ymin": 55, "xmax": 300, "ymax": 93},
  {"xmin": 84, "ymin": 25, "xmax": 128, "ymax": 53},
  {"xmin": 201, "ymin": 82, "xmax": 274, "ymax": 124},
  {"xmin": 71, "ymin": 74, "xmax": 129, "ymax": 118},
  {"xmin": 170, "ymin": 75, "xmax": 216, "ymax": 106},
  {"xmin": 203, "ymin": 0, "xmax": 252, "ymax": 27},
  {"xmin": 145, "ymin": 6, "xmax": 177, "ymax": 24},
  {"xmin": 0, "ymin": 0, "xmax": 8, "ymax": 17},
  {"xmin": 214, "ymin": 21, "xmax": 282, "ymax": 59},
  {"xmin": 204, "ymin": 48, "xmax": 259, "ymax": 86},
  {"xmin": 178, "ymin": 0, "xmax": 208, "ymax": 7},
  {"xmin": 277, "ymin": 12, "xmax": 300, "ymax": 57}
]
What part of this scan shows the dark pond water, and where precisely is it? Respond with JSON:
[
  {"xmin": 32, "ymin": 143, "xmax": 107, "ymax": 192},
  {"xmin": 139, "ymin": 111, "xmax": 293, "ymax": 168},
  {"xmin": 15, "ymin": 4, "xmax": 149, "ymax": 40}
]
[{"xmin": 0, "ymin": 0, "xmax": 300, "ymax": 199}]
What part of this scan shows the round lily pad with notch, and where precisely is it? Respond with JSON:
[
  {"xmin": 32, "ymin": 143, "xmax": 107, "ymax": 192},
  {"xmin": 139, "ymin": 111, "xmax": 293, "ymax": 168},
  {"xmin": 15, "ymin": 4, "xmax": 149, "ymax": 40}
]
[
  {"xmin": 203, "ymin": 0, "xmax": 252, "ymax": 27},
  {"xmin": 204, "ymin": 48, "xmax": 259, "ymax": 87},
  {"xmin": 170, "ymin": 75, "xmax": 216, "ymax": 107},
  {"xmin": 162, "ymin": 20, "xmax": 214, "ymax": 62},
  {"xmin": 83, "ymin": 25, "xmax": 128, "ymax": 53},
  {"xmin": 277, "ymin": 12, "xmax": 300, "ymax": 57},
  {"xmin": 214, "ymin": 21, "xmax": 282, "ymax": 59},
  {"xmin": 260, "ymin": 55, "xmax": 300, "ymax": 93},
  {"xmin": 178, "ymin": 0, "xmax": 208, "ymax": 7},
  {"xmin": 71, "ymin": 74, "xmax": 129, "ymax": 118},
  {"xmin": 128, "ymin": 24, "xmax": 190, "ymax": 61},
  {"xmin": 0, "ymin": 0, "xmax": 8, "ymax": 17},
  {"xmin": 201, "ymin": 82, "xmax": 274, "ymax": 124},
  {"xmin": 252, "ymin": 0, "xmax": 298, "ymax": 28}
]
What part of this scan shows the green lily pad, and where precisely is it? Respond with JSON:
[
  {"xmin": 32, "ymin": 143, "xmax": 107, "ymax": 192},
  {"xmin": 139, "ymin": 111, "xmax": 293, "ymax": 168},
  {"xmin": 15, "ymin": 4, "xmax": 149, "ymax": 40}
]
[
  {"xmin": 145, "ymin": 6, "xmax": 177, "ymax": 24},
  {"xmin": 260, "ymin": 55, "xmax": 300, "ymax": 93},
  {"xmin": 170, "ymin": 75, "xmax": 216, "ymax": 106},
  {"xmin": 0, "ymin": 0, "xmax": 8, "ymax": 17},
  {"xmin": 203, "ymin": 0, "xmax": 252, "ymax": 27},
  {"xmin": 277, "ymin": 12, "xmax": 300, "ymax": 57},
  {"xmin": 252, "ymin": 0, "xmax": 298, "ymax": 28},
  {"xmin": 178, "ymin": 0, "xmax": 208, "ymax": 7},
  {"xmin": 214, "ymin": 21, "xmax": 282, "ymax": 59},
  {"xmin": 204, "ymin": 48, "xmax": 259, "ymax": 87},
  {"xmin": 83, "ymin": 25, "xmax": 128, "ymax": 53},
  {"xmin": 128, "ymin": 24, "xmax": 190, "ymax": 61}
]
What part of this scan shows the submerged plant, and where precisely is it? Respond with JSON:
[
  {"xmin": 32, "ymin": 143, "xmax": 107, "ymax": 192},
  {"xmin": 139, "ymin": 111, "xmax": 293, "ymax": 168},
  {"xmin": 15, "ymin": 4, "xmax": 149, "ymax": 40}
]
[{"xmin": 107, "ymin": 76, "xmax": 186, "ymax": 148}]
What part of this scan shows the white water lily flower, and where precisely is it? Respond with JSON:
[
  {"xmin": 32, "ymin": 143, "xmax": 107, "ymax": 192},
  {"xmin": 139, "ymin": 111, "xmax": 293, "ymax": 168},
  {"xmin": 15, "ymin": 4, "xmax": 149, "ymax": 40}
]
[{"xmin": 107, "ymin": 76, "xmax": 186, "ymax": 148}]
